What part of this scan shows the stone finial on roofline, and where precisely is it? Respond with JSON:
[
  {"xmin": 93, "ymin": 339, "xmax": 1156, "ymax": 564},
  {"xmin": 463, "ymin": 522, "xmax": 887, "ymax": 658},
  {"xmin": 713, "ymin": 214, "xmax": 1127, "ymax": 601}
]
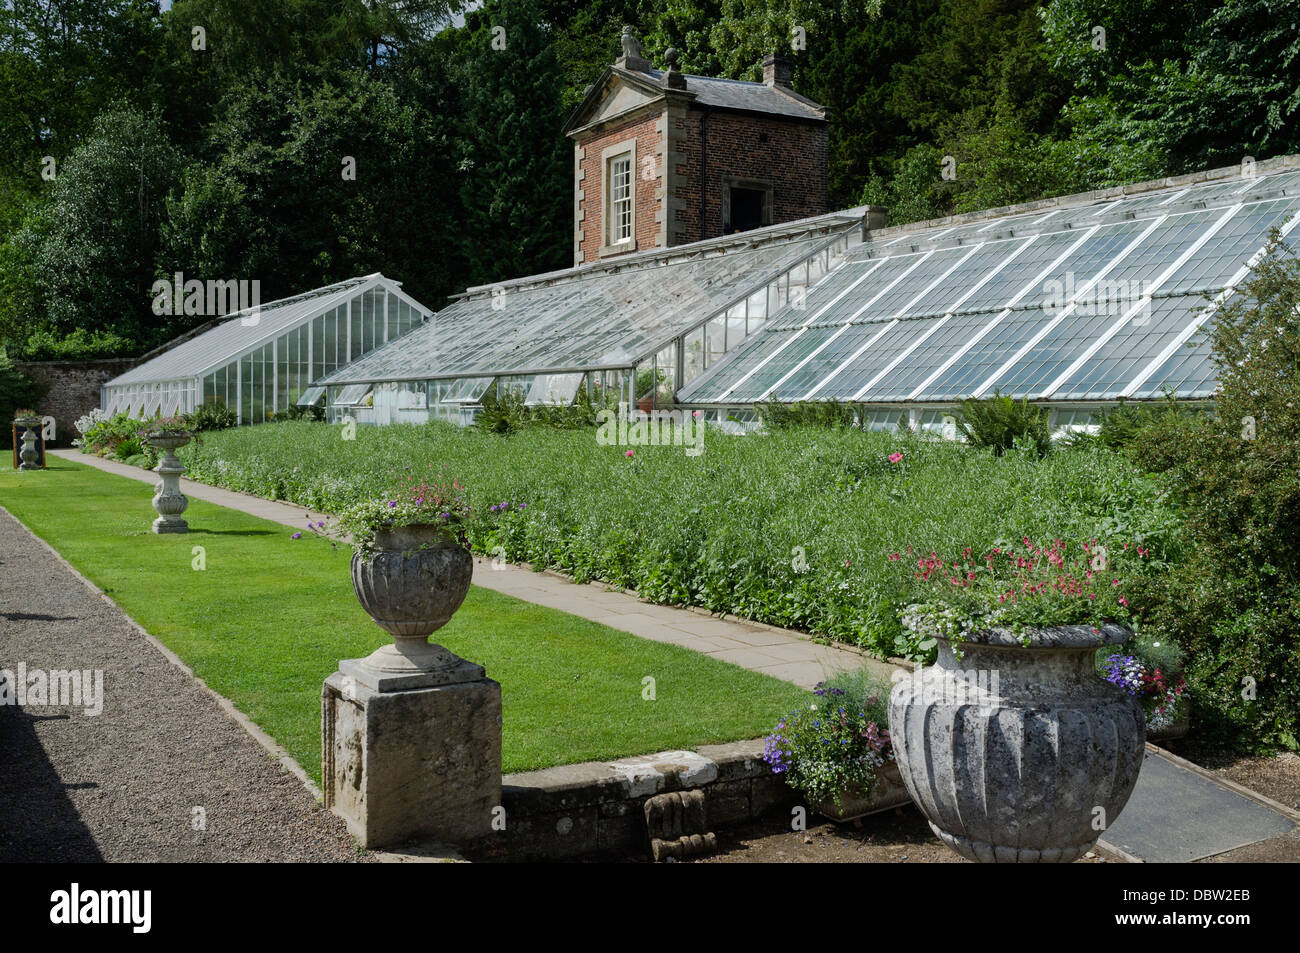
[
  {"xmin": 616, "ymin": 25, "xmax": 651, "ymax": 72},
  {"xmin": 662, "ymin": 47, "xmax": 687, "ymax": 90}
]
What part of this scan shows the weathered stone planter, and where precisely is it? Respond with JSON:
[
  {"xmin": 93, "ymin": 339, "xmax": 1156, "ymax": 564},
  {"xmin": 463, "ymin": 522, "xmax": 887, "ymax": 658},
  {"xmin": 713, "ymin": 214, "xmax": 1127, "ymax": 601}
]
[
  {"xmin": 813, "ymin": 759, "xmax": 911, "ymax": 822},
  {"xmin": 145, "ymin": 431, "xmax": 191, "ymax": 533},
  {"xmin": 347, "ymin": 523, "xmax": 476, "ymax": 686},
  {"xmin": 16, "ymin": 417, "xmax": 41, "ymax": 470},
  {"xmin": 889, "ymin": 623, "xmax": 1145, "ymax": 863}
]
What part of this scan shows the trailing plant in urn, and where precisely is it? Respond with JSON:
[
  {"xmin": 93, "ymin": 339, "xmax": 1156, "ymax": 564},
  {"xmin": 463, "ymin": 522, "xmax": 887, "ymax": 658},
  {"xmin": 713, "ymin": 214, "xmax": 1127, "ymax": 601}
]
[{"xmin": 304, "ymin": 468, "xmax": 477, "ymax": 683}]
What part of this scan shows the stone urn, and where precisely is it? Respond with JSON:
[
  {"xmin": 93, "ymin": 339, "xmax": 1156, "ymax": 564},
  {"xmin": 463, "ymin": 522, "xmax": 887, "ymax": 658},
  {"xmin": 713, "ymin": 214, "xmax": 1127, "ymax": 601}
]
[
  {"xmin": 15, "ymin": 416, "xmax": 42, "ymax": 470},
  {"xmin": 145, "ymin": 430, "xmax": 192, "ymax": 533},
  {"xmin": 889, "ymin": 623, "xmax": 1145, "ymax": 863},
  {"xmin": 346, "ymin": 523, "xmax": 478, "ymax": 688}
]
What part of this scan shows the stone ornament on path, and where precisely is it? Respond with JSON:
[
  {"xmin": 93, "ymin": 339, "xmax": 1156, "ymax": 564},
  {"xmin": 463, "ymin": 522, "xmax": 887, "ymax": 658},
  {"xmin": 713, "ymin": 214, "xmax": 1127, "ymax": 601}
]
[
  {"xmin": 889, "ymin": 623, "xmax": 1145, "ymax": 863},
  {"xmin": 144, "ymin": 426, "xmax": 192, "ymax": 533}
]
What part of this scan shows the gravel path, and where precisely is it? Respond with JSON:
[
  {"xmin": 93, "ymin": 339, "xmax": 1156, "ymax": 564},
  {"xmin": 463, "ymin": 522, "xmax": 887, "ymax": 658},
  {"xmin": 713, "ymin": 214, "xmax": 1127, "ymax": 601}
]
[{"xmin": 0, "ymin": 506, "xmax": 362, "ymax": 862}]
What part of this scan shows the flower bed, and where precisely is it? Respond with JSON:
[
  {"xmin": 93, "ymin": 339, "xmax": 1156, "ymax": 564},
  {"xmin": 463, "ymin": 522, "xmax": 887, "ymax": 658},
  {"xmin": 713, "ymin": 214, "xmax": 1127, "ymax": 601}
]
[{"xmin": 179, "ymin": 422, "xmax": 1182, "ymax": 663}]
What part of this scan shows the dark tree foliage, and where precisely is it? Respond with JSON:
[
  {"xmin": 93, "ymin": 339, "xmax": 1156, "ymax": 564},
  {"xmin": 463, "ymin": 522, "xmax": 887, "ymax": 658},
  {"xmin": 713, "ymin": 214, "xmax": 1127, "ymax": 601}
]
[{"xmin": 2, "ymin": 0, "xmax": 1299, "ymax": 357}]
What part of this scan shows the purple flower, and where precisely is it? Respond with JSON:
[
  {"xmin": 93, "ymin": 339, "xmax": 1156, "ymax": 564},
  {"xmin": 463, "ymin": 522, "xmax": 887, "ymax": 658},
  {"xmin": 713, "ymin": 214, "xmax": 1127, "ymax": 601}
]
[
  {"xmin": 387, "ymin": 500, "xmax": 397, "ymax": 508},
  {"xmin": 291, "ymin": 532, "xmax": 302, "ymax": 540},
  {"xmin": 519, "ymin": 503, "xmax": 527, "ymax": 510}
]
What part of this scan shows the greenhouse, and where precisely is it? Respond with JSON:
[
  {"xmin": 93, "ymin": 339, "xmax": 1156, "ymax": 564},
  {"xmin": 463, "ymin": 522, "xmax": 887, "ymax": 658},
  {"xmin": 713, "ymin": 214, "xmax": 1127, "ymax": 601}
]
[
  {"xmin": 313, "ymin": 158, "xmax": 1300, "ymax": 430},
  {"xmin": 312, "ymin": 211, "xmax": 867, "ymax": 424},
  {"xmin": 101, "ymin": 274, "xmax": 432, "ymax": 423},
  {"xmin": 679, "ymin": 161, "xmax": 1300, "ymax": 430}
]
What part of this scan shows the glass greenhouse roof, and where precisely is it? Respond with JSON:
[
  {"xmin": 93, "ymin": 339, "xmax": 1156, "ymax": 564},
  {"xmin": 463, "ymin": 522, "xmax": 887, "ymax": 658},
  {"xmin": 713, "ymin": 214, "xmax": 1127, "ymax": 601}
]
[
  {"xmin": 679, "ymin": 164, "xmax": 1300, "ymax": 405},
  {"xmin": 315, "ymin": 213, "xmax": 864, "ymax": 387},
  {"xmin": 106, "ymin": 274, "xmax": 428, "ymax": 387}
]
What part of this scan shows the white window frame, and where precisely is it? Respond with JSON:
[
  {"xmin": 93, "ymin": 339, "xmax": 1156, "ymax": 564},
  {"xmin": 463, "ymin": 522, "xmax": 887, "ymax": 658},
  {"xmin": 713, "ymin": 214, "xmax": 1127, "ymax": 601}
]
[{"xmin": 601, "ymin": 139, "xmax": 637, "ymax": 255}]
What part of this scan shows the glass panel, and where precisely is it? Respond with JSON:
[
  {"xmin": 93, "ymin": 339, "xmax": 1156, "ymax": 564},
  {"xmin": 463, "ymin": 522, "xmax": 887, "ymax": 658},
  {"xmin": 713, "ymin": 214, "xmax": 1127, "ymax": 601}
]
[
  {"xmin": 526, "ymin": 373, "xmax": 583, "ymax": 406},
  {"xmin": 812, "ymin": 320, "xmax": 936, "ymax": 401},
  {"xmin": 351, "ymin": 299, "xmax": 363, "ymax": 361},
  {"xmin": 683, "ymin": 327, "xmax": 706, "ymax": 383},
  {"xmin": 296, "ymin": 386, "xmax": 326, "ymax": 407},
  {"xmin": 1049, "ymin": 295, "xmax": 1211, "ymax": 400},
  {"xmin": 705, "ymin": 317, "xmax": 727, "ymax": 367},
  {"xmin": 727, "ymin": 327, "xmax": 841, "ymax": 402}
]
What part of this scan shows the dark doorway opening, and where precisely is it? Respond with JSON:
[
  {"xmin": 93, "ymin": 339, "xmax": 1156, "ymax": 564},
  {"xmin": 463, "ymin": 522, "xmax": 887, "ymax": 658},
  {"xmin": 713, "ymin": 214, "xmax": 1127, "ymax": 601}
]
[{"xmin": 728, "ymin": 188, "xmax": 766, "ymax": 234}]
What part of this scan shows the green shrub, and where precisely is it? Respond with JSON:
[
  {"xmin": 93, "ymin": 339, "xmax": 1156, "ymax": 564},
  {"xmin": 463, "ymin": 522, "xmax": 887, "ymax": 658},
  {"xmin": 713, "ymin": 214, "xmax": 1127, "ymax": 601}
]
[
  {"xmin": 474, "ymin": 383, "xmax": 529, "ymax": 434},
  {"xmin": 762, "ymin": 667, "xmax": 895, "ymax": 806},
  {"xmin": 758, "ymin": 399, "xmax": 864, "ymax": 430},
  {"xmin": 80, "ymin": 411, "xmax": 144, "ymax": 456},
  {"xmin": 1093, "ymin": 397, "xmax": 1196, "ymax": 453},
  {"xmin": 956, "ymin": 392, "xmax": 1051, "ymax": 457},
  {"xmin": 1128, "ymin": 233, "xmax": 1300, "ymax": 751},
  {"xmin": 187, "ymin": 401, "xmax": 238, "ymax": 432},
  {"xmin": 112, "ymin": 434, "xmax": 144, "ymax": 460}
]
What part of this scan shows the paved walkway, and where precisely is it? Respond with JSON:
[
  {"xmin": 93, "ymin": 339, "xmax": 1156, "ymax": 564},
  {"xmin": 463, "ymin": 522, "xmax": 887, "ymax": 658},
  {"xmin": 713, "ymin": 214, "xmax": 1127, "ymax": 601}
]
[{"xmin": 51, "ymin": 450, "xmax": 893, "ymax": 689}]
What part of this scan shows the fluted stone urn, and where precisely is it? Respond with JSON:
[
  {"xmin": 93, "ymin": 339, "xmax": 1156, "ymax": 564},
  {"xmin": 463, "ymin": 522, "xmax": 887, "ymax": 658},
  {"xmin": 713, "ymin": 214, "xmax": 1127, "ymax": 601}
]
[
  {"xmin": 16, "ymin": 416, "xmax": 42, "ymax": 470},
  {"xmin": 889, "ymin": 623, "xmax": 1145, "ymax": 863},
  {"xmin": 145, "ymin": 431, "xmax": 191, "ymax": 533},
  {"xmin": 345, "ymin": 523, "xmax": 478, "ymax": 689}
]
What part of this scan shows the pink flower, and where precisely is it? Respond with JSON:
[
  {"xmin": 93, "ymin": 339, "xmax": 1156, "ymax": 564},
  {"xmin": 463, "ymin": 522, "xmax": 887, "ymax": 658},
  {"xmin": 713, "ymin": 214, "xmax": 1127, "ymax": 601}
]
[
  {"xmin": 888, "ymin": 452, "xmax": 903, "ymax": 463},
  {"xmin": 625, "ymin": 449, "xmax": 634, "ymax": 458}
]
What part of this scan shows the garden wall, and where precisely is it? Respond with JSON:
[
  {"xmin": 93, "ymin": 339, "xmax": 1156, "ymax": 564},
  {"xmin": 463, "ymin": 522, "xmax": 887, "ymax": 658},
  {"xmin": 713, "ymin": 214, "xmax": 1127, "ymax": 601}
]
[
  {"xmin": 14, "ymin": 358, "xmax": 138, "ymax": 446},
  {"xmin": 470, "ymin": 740, "xmax": 798, "ymax": 860}
]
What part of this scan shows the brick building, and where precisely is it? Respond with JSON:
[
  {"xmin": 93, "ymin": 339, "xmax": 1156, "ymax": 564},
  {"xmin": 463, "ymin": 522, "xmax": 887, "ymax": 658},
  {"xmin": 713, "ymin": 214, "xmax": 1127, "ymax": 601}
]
[{"xmin": 563, "ymin": 30, "xmax": 828, "ymax": 267}]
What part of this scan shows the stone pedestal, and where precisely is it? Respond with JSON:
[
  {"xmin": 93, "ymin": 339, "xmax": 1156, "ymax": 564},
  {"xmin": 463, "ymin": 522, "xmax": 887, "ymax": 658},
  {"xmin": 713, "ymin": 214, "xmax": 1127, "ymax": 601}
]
[
  {"xmin": 18, "ymin": 423, "xmax": 41, "ymax": 470},
  {"xmin": 149, "ymin": 438, "xmax": 190, "ymax": 533},
  {"xmin": 322, "ymin": 657, "xmax": 502, "ymax": 850}
]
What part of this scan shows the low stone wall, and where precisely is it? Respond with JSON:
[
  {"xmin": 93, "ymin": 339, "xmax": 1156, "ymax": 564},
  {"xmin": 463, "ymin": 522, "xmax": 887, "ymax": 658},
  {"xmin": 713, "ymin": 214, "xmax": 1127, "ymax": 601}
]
[
  {"xmin": 468, "ymin": 740, "xmax": 799, "ymax": 860},
  {"xmin": 14, "ymin": 358, "xmax": 137, "ymax": 447}
]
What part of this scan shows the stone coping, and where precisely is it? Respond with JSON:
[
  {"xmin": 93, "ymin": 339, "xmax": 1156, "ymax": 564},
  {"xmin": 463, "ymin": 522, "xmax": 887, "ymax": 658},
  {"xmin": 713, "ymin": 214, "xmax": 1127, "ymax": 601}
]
[
  {"xmin": 466, "ymin": 739, "xmax": 801, "ymax": 859},
  {"xmin": 502, "ymin": 739, "xmax": 768, "ymax": 814}
]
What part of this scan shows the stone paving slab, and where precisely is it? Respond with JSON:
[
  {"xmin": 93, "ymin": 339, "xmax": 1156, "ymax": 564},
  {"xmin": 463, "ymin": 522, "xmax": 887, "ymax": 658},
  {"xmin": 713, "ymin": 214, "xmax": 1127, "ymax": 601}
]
[
  {"xmin": 1100, "ymin": 746, "xmax": 1297, "ymax": 862},
  {"xmin": 51, "ymin": 449, "xmax": 889, "ymax": 689}
]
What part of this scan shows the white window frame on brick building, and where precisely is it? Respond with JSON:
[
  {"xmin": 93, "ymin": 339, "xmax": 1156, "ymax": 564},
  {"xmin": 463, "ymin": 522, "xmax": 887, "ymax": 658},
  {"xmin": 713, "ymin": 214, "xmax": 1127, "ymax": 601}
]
[{"xmin": 601, "ymin": 139, "xmax": 637, "ymax": 255}]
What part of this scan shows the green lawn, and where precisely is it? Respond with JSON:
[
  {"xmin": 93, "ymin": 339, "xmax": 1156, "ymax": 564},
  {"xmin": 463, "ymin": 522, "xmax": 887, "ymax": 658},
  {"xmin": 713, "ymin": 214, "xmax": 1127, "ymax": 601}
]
[{"xmin": 0, "ymin": 459, "xmax": 806, "ymax": 782}]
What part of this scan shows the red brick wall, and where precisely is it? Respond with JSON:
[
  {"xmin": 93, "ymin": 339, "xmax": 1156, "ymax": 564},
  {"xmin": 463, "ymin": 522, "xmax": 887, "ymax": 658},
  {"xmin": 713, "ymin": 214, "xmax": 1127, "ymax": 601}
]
[
  {"xmin": 672, "ymin": 111, "xmax": 827, "ymax": 244},
  {"xmin": 575, "ymin": 105, "xmax": 829, "ymax": 258},
  {"xmin": 576, "ymin": 112, "xmax": 663, "ymax": 264}
]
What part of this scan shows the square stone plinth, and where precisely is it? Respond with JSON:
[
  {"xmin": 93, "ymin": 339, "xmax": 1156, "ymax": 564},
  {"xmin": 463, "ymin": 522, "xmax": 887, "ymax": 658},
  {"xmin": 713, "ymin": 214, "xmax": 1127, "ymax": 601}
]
[{"xmin": 322, "ymin": 670, "xmax": 502, "ymax": 850}]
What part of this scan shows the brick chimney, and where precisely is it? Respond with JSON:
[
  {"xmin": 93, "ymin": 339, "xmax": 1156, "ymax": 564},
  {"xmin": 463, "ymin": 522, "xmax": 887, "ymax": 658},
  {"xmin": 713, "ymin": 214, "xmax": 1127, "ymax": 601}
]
[{"xmin": 762, "ymin": 53, "xmax": 792, "ymax": 88}]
